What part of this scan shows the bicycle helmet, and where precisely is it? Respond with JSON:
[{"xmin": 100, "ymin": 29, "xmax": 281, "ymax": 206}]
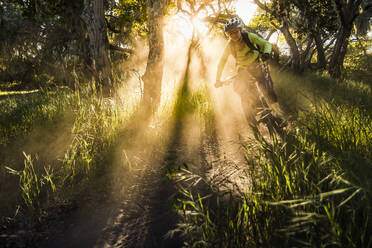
[{"xmin": 225, "ymin": 17, "xmax": 243, "ymax": 33}]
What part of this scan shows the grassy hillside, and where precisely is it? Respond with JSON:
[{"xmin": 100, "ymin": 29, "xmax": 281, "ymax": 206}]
[
  {"xmin": 0, "ymin": 72, "xmax": 371, "ymax": 247},
  {"xmin": 169, "ymin": 72, "xmax": 372, "ymax": 247},
  {"xmin": 0, "ymin": 85, "xmax": 137, "ymax": 231}
]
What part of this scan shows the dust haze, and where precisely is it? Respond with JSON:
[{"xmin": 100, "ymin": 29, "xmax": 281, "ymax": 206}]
[{"xmin": 1, "ymin": 13, "xmax": 256, "ymax": 247}]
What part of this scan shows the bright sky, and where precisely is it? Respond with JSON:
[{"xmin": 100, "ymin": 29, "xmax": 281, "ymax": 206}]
[{"xmin": 234, "ymin": 0, "xmax": 258, "ymax": 25}]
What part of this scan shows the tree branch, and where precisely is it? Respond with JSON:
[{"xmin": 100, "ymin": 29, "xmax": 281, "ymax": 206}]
[
  {"xmin": 351, "ymin": 0, "xmax": 364, "ymax": 23},
  {"xmin": 178, "ymin": 8, "xmax": 192, "ymax": 16},
  {"xmin": 266, "ymin": 29, "xmax": 276, "ymax": 40},
  {"xmin": 324, "ymin": 37, "xmax": 336, "ymax": 51},
  {"xmin": 202, "ymin": 14, "xmax": 234, "ymax": 24},
  {"xmin": 334, "ymin": 0, "xmax": 346, "ymax": 27},
  {"xmin": 253, "ymin": 0, "xmax": 272, "ymax": 13},
  {"xmin": 270, "ymin": 21, "xmax": 280, "ymax": 29}
]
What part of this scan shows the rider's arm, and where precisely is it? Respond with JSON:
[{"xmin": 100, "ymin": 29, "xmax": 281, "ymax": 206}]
[
  {"xmin": 216, "ymin": 43, "xmax": 232, "ymax": 81},
  {"xmin": 248, "ymin": 33, "xmax": 272, "ymax": 54}
]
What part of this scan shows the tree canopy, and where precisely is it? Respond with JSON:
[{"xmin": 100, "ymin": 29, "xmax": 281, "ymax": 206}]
[{"xmin": 0, "ymin": 0, "xmax": 371, "ymax": 90}]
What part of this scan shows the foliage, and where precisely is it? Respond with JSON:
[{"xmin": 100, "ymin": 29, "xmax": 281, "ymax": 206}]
[
  {"xmin": 271, "ymin": 0, "xmax": 338, "ymax": 38},
  {"xmin": 108, "ymin": 0, "xmax": 148, "ymax": 38},
  {"xmin": 61, "ymin": 83, "xmax": 135, "ymax": 181},
  {"xmin": 0, "ymin": 88, "xmax": 73, "ymax": 146},
  {"xmin": 0, "ymin": 81, "xmax": 138, "ymax": 226},
  {"xmin": 0, "ymin": 0, "xmax": 90, "ymax": 87},
  {"xmin": 343, "ymin": 39, "xmax": 372, "ymax": 82},
  {"xmin": 353, "ymin": 0, "xmax": 372, "ymax": 36},
  {"xmin": 0, "ymin": 2, "xmax": 25, "ymax": 45},
  {"xmin": 0, "ymin": 0, "xmax": 149, "ymax": 89},
  {"xmin": 248, "ymin": 9, "xmax": 277, "ymax": 34},
  {"xmin": 170, "ymin": 73, "xmax": 372, "ymax": 247},
  {"xmin": 5, "ymin": 153, "xmax": 56, "ymax": 217}
]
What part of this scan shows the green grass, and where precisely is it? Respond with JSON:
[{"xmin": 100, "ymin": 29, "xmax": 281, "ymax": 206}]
[
  {"xmin": 1, "ymin": 71, "xmax": 371, "ymax": 247},
  {"xmin": 0, "ymin": 88, "xmax": 73, "ymax": 146},
  {"xmin": 0, "ymin": 83, "xmax": 139, "ymax": 226},
  {"xmin": 169, "ymin": 73, "xmax": 372, "ymax": 247}
]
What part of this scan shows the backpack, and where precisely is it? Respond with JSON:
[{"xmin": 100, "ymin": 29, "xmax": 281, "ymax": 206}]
[
  {"xmin": 230, "ymin": 31, "xmax": 262, "ymax": 57},
  {"xmin": 241, "ymin": 31, "xmax": 260, "ymax": 53}
]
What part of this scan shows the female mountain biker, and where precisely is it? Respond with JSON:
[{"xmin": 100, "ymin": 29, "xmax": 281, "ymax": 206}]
[{"xmin": 215, "ymin": 17, "xmax": 283, "ymax": 137}]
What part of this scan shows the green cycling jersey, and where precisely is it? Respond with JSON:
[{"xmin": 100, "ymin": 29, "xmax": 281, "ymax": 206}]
[{"xmin": 216, "ymin": 31, "xmax": 272, "ymax": 81}]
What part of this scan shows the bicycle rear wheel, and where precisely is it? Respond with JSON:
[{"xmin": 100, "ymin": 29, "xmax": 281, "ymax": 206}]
[{"xmin": 256, "ymin": 98, "xmax": 284, "ymax": 142}]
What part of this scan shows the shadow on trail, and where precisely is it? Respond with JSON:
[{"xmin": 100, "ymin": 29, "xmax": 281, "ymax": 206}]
[
  {"xmin": 38, "ymin": 37, "xmax": 220, "ymax": 248},
  {"xmin": 99, "ymin": 40, "xmax": 210, "ymax": 247},
  {"xmin": 140, "ymin": 85, "xmax": 190, "ymax": 248},
  {"xmin": 41, "ymin": 47, "xmax": 194, "ymax": 248},
  {"xmin": 92, "ymin": 82, "xmax": 192, "ymax": 248}
]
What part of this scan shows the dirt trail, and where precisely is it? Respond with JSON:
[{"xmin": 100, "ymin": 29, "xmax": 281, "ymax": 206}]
[
  {"xmin": 203, "ymin": 86, "xmax": 254, "ymax": 190},
  {"xmin": 93, "ymin": 91, "xmax": 253, "ymax": 247},
  {"xmin": 94, "ymin": 117, "xmax": 186, "ymax": 248},
  {"xmin": 33, "ymin": 88, "xmax": 253, "ymax": 248},
  {"xmin": 35, "ymin": 109, "xmax": 189, "ymax": 247}
]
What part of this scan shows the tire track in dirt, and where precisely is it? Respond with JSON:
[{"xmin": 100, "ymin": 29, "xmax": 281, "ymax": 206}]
[
  {"xmin": 93, "ymin": 107, "xmax": 209, "ymax": 247},
  {"xmin": 91, "ymin": 93, "xmax": 252, "ymax": 248},
  {"xmin": 201, "ymin": 86, "xmax": 254, "ymax": 192}
]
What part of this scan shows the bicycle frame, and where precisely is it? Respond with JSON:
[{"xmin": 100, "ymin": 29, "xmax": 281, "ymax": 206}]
[{"xmin": 217, "ymin": 62, "xmax": 283, "ymax": 141}]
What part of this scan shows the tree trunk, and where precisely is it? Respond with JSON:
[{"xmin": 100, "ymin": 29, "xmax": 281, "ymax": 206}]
[
  {"xmin": 279, "ymin": 22, "xmax": 303, "ymax": 73},
  {"xmin": 328, "ymin": 26, "xmax": 352, "ymax": 78},
  {"xmin": 304, "ymin": 40, "xmax": 316, "ymax": 68},
  {"xmin": 328, "ymin": 0, "xmax": 362, "ymax": 78},
  {"xmin": 314, "ymin": 35, "xmax": 327, "ymax": 69},
  {"xmin": 142, "ymin": 0, "xmax": 169, "ymax": 112},
  {"xmin": 81, "ymin": 0, "xmax": 113, "ymax": 89},
  {"xmin": 254, "ymin": 0, "xmax": 305, "ymax": 72}
]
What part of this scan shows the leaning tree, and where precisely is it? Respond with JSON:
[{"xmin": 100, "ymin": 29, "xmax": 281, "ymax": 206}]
[{"xmin": 329, "ymin": 0, "xmax": 372, "ymax": 78}]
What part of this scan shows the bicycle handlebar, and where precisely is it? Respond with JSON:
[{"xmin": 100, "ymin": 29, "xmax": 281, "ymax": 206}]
[{"xmin": 215, "ymin": 53, "xmax": 270, "ymax": 89}]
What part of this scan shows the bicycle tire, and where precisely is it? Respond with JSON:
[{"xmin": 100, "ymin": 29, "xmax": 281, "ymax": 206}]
[{"xmin": 255, "ymin": 97, "xmax": 284, "ymax": 141}]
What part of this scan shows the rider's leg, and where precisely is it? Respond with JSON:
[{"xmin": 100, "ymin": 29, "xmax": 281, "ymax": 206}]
[
  {"xmin": 246, "ymin": 63, "xmax": 287, "ymax": 124},
  {"xmin": 246, "ymin": 62, "xmax": 278, "ymax": 104},
  {"xmin": 232, "ymin": 70, "xmax": 261, "ymax": 138}
]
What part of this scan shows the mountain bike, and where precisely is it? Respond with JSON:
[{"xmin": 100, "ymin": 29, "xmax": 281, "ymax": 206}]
[{"xmin": 215, "ymin": 64, "xmax": 286, "ymax": 142}]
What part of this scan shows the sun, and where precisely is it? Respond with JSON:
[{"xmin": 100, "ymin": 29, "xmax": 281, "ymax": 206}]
[
  {"xmin": 168, "ymin": 12, "xmax": 209, "ymax": 40},
  {"xmin": 167, "ymin": 0, "xmax": 257, "ymax": 41}
]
